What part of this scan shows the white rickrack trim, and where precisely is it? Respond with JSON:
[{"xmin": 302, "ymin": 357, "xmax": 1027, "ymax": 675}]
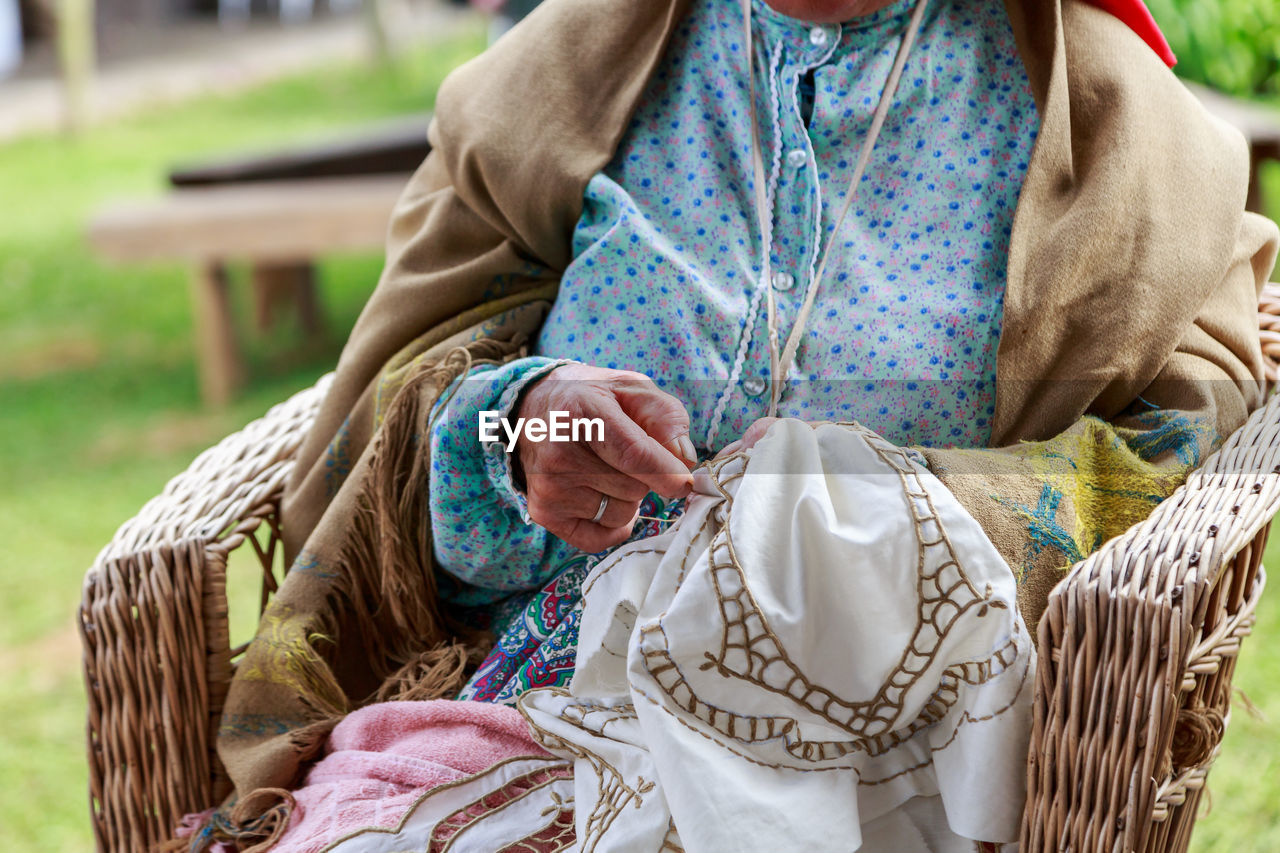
[
  {"xmin": 763, "ymin": 39, "xmax": 785, "ymax": 227},
  {"xmin": 770, "ymin": 0, "xmax": 930, "ymax": 410},
  {"xmin": 704, "ymin": 36, "xmax": 786, "ymax": 453}
]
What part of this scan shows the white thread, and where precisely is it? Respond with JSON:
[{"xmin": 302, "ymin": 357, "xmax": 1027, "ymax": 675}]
[
  {"xmin": 712, "ymin": 0, "xmax": 928, "ymax": 438},
  {"xmin": 704, "ymin": 35, "xmax": 785, "ymax": 451},
  {"xmin": 769, "ymin": 0, "xmax": 931, "ymax": 413},
  {"xmin": 780, "ymin": 29, "xmax": 840, "ymax": 411}
]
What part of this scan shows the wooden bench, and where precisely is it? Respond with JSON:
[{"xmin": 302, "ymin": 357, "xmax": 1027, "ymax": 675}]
[{"xmin": 88, "ymin": 118, "xmax": 430, "ymax": 406}]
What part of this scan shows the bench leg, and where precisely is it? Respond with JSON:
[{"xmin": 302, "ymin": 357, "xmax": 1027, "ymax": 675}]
[
  {"xmin": 191, "ymin": 262, "xmax": 245, "ymax": 407},
  {"xmin": 251, "ymin": 262, "xmax": 323, "ymax": 338},
  {"xmin": 1247, "ymin": 156, "xmax": 1264, "ymax": 214}
]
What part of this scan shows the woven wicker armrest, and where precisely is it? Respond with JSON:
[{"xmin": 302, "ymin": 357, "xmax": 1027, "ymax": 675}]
[
  {"xmin": 79, "ymin": 375, "xmax": 331, "ymax": 852},
  {"xmin": 78, "ymin": 283, "xmax": 1280, "ymax": 853},
  {"xmin": 1023, "ymin": 390, "xmax": 1280, "ymax": 852}
]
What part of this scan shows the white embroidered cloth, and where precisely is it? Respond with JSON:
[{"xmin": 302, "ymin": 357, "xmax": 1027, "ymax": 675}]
[{"xmin": 520, "ymin": 420, "xmax": 1034, "ymax": 852}]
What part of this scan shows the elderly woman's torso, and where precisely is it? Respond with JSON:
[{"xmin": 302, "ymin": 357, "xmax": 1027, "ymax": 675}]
[
  {"xmin": 430, "ymin": 0, "xmax": 1043, "ymax": 702},
  {"xmin": 535, "ymin": 0, "xmax": 1038, "ymax": 451}
]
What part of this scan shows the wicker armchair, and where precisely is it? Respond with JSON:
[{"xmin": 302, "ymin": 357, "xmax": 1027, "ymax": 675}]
[{"xmin": 80, "ymin": 285, "xmax": 1280, "ymax": 852}]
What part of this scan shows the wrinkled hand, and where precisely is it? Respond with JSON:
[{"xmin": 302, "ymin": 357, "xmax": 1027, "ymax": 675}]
[{"xmin": 516, "ymin": 363, "xmax": 697, "ymax": 553}]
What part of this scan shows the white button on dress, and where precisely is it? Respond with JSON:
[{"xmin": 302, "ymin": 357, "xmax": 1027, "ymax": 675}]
[
  {"xmin": 771, "ymin": 271, "xmax": 796, "ymax": 291},
  {"xmin": 808, "ymin": 26, "xmax": 829, "ymax": 47},
  {"xmin": 786, "ymin": 148, "xmax": 808, "ymax": 169},
  {"xmin": 743, "ymin": 376, "xmax": 768, "ymax": 397}
]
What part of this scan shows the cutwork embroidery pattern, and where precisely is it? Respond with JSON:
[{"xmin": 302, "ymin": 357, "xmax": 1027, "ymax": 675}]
[
  {"xmin": 520, "ymin": 692, "xmax": 656, "ymax": 853},
  {"xmin": 521, "ymin": 420, "xmax": 1032, "ymax": 850},
  {"xmin": 639, "ymin": 424, "xmax": 1017, "ymax": 764},
  {"xmin": 425, "ymin": 763, "xmax": 574, "ymax": 853}
]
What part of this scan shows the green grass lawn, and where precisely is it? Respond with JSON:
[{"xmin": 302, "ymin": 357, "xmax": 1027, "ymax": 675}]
[
  {"xmin": 1194, "ymin": 571, "xmax": 1280, "ymax": 852},
  {"xmin": 1, "ymin": 20, "xmax": 1278, "ymax": 851}
]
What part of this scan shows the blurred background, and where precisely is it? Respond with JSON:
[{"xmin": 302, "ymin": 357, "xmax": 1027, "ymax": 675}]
[{"xmin": 0, "ymin": 0, "xmax": 1276, "ymax": 849}]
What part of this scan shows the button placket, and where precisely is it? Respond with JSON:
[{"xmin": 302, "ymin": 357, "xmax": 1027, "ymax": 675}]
[
  {"xmin": 740, "ymin": 17, "xmax": 839, "ymax": 420},
  {"xmin": 761, "ymin": 26, "xmax": 829, "ymax": 411}
]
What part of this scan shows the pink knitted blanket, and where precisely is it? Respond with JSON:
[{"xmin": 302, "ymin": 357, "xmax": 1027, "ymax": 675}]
[{"xmin": 183, "ymin": 700, "xmax": 573, "ymax": 853}]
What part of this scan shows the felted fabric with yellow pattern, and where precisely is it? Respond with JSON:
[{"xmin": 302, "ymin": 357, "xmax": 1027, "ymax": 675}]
[{"xmin": 921, "ymin": 408, "xmax": 1216, "ymax": 631}]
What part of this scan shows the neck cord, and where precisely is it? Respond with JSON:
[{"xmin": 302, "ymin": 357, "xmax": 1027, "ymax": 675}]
[{"xmin": 737, "ymin": 0, "xmax": 930, "ymax": 417}]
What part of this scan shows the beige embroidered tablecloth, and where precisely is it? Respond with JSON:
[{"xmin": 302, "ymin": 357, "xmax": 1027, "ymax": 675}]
[{"xmin": 521, "ymin": 419, "xmax": 1034, "ymax": 852}]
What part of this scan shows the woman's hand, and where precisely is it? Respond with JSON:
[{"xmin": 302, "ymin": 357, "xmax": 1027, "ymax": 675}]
[{"xmin": 516, "ymin": 363, "xmax": 697, "ymax": 553}]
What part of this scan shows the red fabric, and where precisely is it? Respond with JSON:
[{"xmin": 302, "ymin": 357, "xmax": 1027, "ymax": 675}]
[{"xmin": 1083, "ymin": 0, "xmax": 1177, "ymax": 67}]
